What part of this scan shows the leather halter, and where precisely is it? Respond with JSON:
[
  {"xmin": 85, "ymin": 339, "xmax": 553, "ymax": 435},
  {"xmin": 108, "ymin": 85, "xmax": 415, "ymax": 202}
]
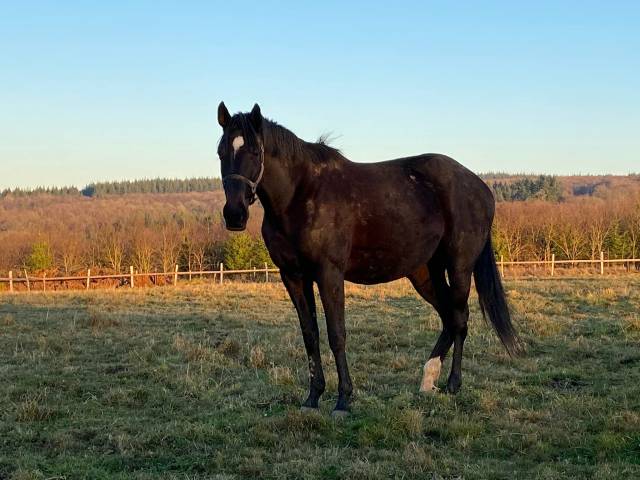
[{"xmin": 222, "ymin": 143, "xmax": 264, "ymax": 205}]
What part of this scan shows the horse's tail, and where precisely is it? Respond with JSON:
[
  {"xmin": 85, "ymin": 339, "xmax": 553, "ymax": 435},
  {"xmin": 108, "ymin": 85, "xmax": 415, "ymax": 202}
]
[{"xmin": 473, "ymin": 237, "xmax": 521, "ymax": 355}]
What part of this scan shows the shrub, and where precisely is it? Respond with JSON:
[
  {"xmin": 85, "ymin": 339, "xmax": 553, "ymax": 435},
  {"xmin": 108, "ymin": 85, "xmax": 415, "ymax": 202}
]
[
  {"xmin": 25, "ymin": 241, "xmax": 54, "ymax": 272},
  {"xmin": 223, "ymin": 234, "xmax": 274, "ymax": 270}
]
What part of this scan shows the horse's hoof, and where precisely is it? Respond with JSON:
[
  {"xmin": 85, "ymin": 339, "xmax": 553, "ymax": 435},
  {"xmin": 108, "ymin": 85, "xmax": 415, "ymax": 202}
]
[
  {"xmin": 419, "ymin": 385, "xmax": 440, "ymax": 394},
  {"xmin": 331, "ymin": 409, "xmax": 350, "ymax": 420},
  {"xmin": 300, "ymin": 405, "xmax": 319, "ymax": 414},
  {"xmin": 446, "ymin": 376, "xmax": 461, "ymax": 394}
]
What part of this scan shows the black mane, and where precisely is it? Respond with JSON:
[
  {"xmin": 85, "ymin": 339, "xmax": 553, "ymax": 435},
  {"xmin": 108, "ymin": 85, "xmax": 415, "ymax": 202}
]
[
  {"xmin": 263, "ymin": 119, "xmax": 342, "ymax": 164},
  {"xmin": 224, "ymin": 113, "xmax": 342, "ymax": 164}
]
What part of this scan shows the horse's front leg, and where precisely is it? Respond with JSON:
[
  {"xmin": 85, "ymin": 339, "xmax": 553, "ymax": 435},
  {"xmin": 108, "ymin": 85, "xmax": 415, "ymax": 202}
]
[
  {"xmin": 317, "ymin": 264, "xmax": 352, "ymax": 416},
  {"xmin": 281, "ymin": 271, "xmax": 325, "ymax": 409}
]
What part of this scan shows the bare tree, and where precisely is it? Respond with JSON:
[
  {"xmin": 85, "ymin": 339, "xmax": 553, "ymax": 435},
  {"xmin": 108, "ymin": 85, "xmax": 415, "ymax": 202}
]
[
  {"xmin": 159, "ymin": 223, "xmax": 181, "ymax": 273},
  {"xmin": 586, "ymin": 203, "xmax": 611, "ymax": 259},
  {"xmin": 131, "ymin": 224, "xmax": 155, "ymax": 274},
  {"xmin": 100, "ymin": 222, "xmax": 126, "ymax": 273},
  {"xmin": 494, "ymin": 205, "xmax": 527, "ymax": 261},
  {"xmin": 554, "ymin": 220, "xmax": 587, "ymax": 262}
]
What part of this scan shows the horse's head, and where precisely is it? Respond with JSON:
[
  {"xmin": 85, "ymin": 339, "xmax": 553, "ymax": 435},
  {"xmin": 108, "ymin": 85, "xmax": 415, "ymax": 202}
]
[{"xmin": 217, "ymin": 102, "xmax": 264, "ymax": 231}]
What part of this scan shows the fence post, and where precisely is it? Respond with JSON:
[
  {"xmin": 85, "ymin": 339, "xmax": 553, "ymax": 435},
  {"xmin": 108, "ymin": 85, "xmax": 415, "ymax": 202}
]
[
  {"xmin": 43, "ymin": 273, "xmax": 46, "ymax": 292},
  {"xmin": 86, "ymin": 269, "xmax": 91, "ymax": 290},
  {"xmin": 24, "ymin": 269, "xmax": 30, "ymax": 292},
  {"xmin": 220, "ymin": 263, "xmax": 224, "ymax": 284},
  {"xmin": 130, "ymin": 266, "xmax": 134, "ymax": 288},
  {"xmin": 265, "ymin": 262, "xmax": 269, "ymax": 282},
  {"xmin": 600, "ymin": 251, "xmax": 604, "ymax": 275},
  {"xmin": 174, "ymin": 265, "xmax": 179, "ymax": 286},
  {"xmin": 500, "ymin": 255, "xmax": 505, "ymax": 278},
  {"xmin": 8, "ymin": 271, "xmax": 13, "ymax": 293},
  {"xmin": 551, "ymin": 254, "xmax": 555, "ymax": 276}
]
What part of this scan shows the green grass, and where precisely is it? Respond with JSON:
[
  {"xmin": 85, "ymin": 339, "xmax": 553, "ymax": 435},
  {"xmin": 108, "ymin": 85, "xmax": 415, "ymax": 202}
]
[{"xmin": 1, "ymin": 278, "xmax": 639, "ymax": 479}]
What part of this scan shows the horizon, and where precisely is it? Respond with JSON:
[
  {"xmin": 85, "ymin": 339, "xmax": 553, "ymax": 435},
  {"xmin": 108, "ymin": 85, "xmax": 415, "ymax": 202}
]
[
  {"xmin": 2, "ymin": 2, "xmax": 639, "ymax": 189},
  {"xmin": 3, "ymin": 171, "xmax": 640, "ymax": 193}
]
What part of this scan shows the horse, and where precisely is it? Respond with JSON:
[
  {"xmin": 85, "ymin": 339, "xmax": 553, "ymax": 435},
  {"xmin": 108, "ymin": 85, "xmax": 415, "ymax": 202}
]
[{"xmin": 216, "ymin": 102, "xmax": 519, "ymax": 417}]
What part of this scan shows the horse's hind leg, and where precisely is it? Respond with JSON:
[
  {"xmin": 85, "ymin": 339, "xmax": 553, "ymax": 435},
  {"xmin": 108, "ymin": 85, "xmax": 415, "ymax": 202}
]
[{"xmin": 409, "ymin": 262, "xmax": 454, "ymax": 393}]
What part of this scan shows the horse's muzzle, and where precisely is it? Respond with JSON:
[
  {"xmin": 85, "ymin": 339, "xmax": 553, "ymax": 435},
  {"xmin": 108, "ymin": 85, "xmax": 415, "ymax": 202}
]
[
  {"xmin": 225, "ymin": 222, "xmax": 247, "ymax": 232},
  {"xmin": 223, "ymin": 203, "xmax": 248, "ymax": 231}
]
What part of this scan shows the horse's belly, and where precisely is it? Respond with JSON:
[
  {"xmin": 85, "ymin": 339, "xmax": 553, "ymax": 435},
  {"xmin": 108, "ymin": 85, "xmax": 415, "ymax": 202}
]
[
  {"xmin": 345, "ymin": 222, "xmax": 443, "ymax": 284},
  {"xmin": 345, "ymin": 264, "xmax": 405, "ymax": 284}
]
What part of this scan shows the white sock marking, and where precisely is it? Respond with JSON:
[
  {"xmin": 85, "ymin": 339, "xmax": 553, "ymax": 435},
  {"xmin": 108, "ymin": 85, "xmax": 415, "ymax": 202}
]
[{"xmin": 420, "ymin": 357, "xmax": 442, "ymax": 392}]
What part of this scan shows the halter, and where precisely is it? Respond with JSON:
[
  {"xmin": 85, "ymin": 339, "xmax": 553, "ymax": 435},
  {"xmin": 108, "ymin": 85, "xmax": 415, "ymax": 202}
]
[{"xmin": 222, "ymin": 143, "xmax": 265, "ymax": 205}]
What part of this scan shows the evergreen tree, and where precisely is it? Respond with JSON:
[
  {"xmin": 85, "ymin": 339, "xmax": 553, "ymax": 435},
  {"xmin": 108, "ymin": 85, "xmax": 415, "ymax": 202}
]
[
  {"xmin": 25, "ymin": 241, "xmax": 54, "ymax": 271},
  {"xmin": 223, "ymin": 234, "xmax": 256, "ymax": 270}
]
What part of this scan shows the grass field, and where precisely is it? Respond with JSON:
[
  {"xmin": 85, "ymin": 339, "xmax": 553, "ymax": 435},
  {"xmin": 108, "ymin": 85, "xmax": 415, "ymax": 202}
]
[{"xmin": 1, "ymin": 277, "xmax": 639, "ymax": 479}]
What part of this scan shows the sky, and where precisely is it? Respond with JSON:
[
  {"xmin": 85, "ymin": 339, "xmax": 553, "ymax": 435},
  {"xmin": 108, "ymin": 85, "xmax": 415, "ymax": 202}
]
[{"xmin": 1, "ymin": 1, "xmax": 639, "ymax": 189}]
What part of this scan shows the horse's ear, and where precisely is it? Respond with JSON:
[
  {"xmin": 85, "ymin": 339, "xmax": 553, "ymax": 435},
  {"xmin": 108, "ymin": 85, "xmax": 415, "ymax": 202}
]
[
  {"xmin": 249, "ymin": 103, "xmax": 263, "ymax": 134},
  {"xmin": 218, "ymin": 101, "xmax": 231, "ymax": 128}
]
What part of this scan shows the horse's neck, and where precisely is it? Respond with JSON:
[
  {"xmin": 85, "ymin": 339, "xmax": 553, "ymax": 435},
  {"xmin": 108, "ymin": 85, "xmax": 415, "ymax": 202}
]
[
  {"xmin": 257, "ymin": 123, "xmax": 343, "ymax": 224},
  {"xmin": 257, "ymin": 151, "xmax": 306, "ymax": 223}
]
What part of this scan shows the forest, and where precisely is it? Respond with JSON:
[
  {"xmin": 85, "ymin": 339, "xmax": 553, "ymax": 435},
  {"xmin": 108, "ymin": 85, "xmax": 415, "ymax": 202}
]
[
  {"xmin": 1, "ymin": 174, "xmax": 639, "ymax": 277},
  {"xmin": 1, "ymin": 177, "xmax": 222, "ymax": 198}
]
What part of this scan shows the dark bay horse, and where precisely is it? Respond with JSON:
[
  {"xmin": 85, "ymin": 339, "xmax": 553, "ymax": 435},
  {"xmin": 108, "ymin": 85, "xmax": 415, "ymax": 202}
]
[{"xmin": 217, "ymin": 102, "xmax": 519, "ymax": 416}]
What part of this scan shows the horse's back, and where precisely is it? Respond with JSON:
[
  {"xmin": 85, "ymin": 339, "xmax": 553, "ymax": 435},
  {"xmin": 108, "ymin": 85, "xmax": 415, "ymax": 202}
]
[
  {"xmin": 345, "ymin": 153, "xmax": 495, "ymax": 270},
  {"xmin": 347, "ymin": 153, "xmax": 494, "ymax": 227},
  {"xmin": 403, "ymin": 153, "xmax": 493, "ymax": 211}
]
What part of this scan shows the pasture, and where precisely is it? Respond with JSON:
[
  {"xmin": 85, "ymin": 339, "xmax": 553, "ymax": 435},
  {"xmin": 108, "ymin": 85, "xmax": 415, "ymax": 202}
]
[{"xmin": 1, "ymin": 278, "xmax": 639, "ymax": 479}]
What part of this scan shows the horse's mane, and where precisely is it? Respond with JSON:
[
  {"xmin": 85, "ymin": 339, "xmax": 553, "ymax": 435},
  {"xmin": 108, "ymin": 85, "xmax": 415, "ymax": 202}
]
[
  {"xmin": 223, "ymin": 113, "xmax": 343, "ymax": 164},
  {"xmin": 263, "ymin": 118, "xmax": 343, "ymax": 164}
]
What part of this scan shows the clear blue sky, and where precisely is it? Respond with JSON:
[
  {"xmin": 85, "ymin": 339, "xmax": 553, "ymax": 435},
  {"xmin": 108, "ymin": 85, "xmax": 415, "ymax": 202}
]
[{"xmin": 1, "ymin": 1, "xmax": 638, "ymax": 189}]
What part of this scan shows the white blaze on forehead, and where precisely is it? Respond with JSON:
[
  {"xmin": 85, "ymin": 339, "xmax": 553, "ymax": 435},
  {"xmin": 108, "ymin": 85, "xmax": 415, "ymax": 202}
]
[{"xmin": 232, "ymin": 136, "xmax": 245, "ymax": 155}]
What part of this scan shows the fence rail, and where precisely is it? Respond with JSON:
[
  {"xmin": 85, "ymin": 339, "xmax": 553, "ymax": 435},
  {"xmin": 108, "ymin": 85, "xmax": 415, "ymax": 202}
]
[
  {"xmin": 0, "ymin": 263, "xmax": 280, "ymax": 293},
  {"xmin": 0, "ymin": 254, "xmax": 638, "ymax": 293},
  {"xmin": 496, "ymin": 253, "xmax": 640, "ymax": 277}
]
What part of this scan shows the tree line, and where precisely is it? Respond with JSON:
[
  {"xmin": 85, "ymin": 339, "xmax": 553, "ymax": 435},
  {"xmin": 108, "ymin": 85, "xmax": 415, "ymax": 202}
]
[
  {"xmin": 4, "ymin": 173, "xmax": 637, "ymax": 201},
  {"xmin": 1, "ymin": 178, "xmax": 222, "ymax": 198},
  {"xmin": 489, "ymin": 175, "xmax": 563, "ymax": 202},
  {"xmin": 80, "ymin": 178, "xmax": 223, "ymax": 197}
]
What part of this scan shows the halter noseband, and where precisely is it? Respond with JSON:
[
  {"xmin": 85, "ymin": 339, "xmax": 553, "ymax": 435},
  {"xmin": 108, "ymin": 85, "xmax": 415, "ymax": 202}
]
[{"xmin": 222, "ymin": 143, "xmax": 265, "ymax": 205}]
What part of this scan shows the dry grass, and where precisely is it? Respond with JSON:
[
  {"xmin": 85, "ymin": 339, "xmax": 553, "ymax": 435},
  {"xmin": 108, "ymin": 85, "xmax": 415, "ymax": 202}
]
[
  {"xmin": 14, "ymin": 392, "xmax": 54, "ymax": 422},
  {"xmin": 249, "ymin": 345, "xmax": 267, "ymax": 368},
  {"xmin": 3, "ymin": 313, "xmax": 15, "ymax": 326},
  {"xmin": 0, "ymin": 276, "xmax": 638, "ymax": 479}
]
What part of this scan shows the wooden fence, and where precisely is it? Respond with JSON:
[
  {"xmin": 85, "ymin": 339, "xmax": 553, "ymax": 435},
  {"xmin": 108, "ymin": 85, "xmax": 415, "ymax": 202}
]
[
  {"xmin": 0, "ymin": 263, "xmax": 279, "ymax": 293},
  {"xmin": 0, "ymin": 253, "xmax": 638, "ymax": 293},
  {"xmin": 497, "ymin": 253, "xmax": 640, "ymax": 277}
]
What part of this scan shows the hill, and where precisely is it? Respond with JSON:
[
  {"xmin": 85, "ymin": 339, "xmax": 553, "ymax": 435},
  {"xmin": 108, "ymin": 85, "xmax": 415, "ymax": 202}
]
[
  {"xmin": 1, "ymin": 174, "xmax": 639, "ymax": 277},
  {"xmin": 481, "ymin": 173, "xmax": 640, "ymax": 201}
]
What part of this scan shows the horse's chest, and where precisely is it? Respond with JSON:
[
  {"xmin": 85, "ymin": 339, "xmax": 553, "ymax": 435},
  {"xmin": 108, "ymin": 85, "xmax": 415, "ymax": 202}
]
[{"xmin": 262, "ymin": 225, "xmax": 301, "ymax": 271}]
